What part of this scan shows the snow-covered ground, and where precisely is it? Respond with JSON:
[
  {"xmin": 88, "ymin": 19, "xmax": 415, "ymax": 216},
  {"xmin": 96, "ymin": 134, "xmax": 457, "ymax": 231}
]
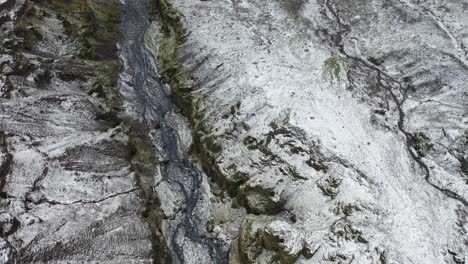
[
  {"xmin": 148, "ymin": 0, "xmax": 468, "ymax": 263},
  {"xmin": 0, "ymin": 1, "xmax": 153, "ymax": 263},
  {"xmin": 1, "ymin": 0, "xmax": 467, "ymax": 263}
]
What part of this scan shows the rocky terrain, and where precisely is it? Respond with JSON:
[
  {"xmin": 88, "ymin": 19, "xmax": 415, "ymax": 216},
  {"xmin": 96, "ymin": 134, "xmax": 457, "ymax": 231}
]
[
  {"xmin": 0, "ymin": 0, "xmax": 153, "ymax": 263},
  {"xmin": 145, "ymin": 0, "xmax": 468, "ymax": 263},
  {"xmin": 1, "ymin": 0, "xmax": 468, "ymax": 263}
]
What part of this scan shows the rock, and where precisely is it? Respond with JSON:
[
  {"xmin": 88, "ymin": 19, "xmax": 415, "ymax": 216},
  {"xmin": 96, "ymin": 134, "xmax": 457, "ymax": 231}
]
[
  {"xmin": 240, "ymin": 184, "xmax": 284, "ymax": 215},
  {"xmin": 1, "ymin": 66, "xmax": 13, "ymax": 75},
  {"xmin": 0, "ymin": 0, "xmax": 154, "ymax": 262},
  {"xmin": 164, "ymin": 0, "xmax": 468, "ymax": 262},
  {"xmin": 231, "ymin": 215, "xmax": 306, "ymax": 264},
  {"xmin": 0, "ymin": 213, "xmax": 20, "ymax": 237},
  {"xmin": 263, "ymin": 220, "xmax": 305, "ymax": 263},
  {"xmin": 236, "ymin": 215, "xmax": 271, "ymax": 263}
]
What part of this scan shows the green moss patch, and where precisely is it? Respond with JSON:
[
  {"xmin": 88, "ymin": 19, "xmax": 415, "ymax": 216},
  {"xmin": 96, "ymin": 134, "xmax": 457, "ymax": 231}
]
[
  {"xmin": 324, "ymin": 57, "xmax": 342, "ymax": 81},
  {"xmin": 14, "ymin": 2, "xmax": 42, "ymax": 50},
  {"xmin": 35, "ymin": 0, "xmax": 124, "ymax": 60}
]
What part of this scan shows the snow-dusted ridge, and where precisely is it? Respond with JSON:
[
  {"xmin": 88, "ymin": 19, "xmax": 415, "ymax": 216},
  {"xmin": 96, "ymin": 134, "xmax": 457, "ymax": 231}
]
[{"xmin": 144, "ymin": 0, "xmax": 468, "ymax": 263}]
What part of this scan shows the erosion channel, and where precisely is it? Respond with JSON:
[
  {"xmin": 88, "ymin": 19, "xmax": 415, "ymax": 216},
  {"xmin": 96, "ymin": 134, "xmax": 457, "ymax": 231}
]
[{"xmin": 119, "ymin": 0, "xmax": 225, "ymax": 263}]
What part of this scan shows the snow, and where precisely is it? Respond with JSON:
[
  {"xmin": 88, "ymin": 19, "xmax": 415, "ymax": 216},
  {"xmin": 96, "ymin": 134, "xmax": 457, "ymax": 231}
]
[{"xmin": 166, "ymin": 0, "xmax": 468, "ymax": 262}]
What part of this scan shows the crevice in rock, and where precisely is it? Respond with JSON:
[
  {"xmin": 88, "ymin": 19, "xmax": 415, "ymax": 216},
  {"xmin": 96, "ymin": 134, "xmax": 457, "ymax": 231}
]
[
  {"xmin": 27, "ymin": 188, "xmax": 139, "ymax": 207},
  {"xmin": 409, "ymin": 98, "xmax": 467, "ymax": 110}
]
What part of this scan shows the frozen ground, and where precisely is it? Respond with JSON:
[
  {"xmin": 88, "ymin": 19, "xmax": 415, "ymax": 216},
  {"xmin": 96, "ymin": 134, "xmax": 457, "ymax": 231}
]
[
  {"xmin": 1, "ymin": 0, "xmax": 467, "ymax": 263},
  {"xmin": 0, "ymin": 1, "xmax": 152, "ymax": 263},
  {"xmin": 144, "ymin": 0, "xmax": 468, "ymax": 263}
]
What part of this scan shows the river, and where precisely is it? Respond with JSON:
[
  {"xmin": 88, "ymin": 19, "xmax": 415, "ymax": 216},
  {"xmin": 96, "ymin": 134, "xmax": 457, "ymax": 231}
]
[{"xmin": 118, "ymin": 0, "xmax": 225, "ymax": 263}]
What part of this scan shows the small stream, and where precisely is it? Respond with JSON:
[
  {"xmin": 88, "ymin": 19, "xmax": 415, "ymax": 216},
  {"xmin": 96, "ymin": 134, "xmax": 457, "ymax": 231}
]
[{"xmin": 119, "ymin": 0, "xmax": 225, "ymax": 263}]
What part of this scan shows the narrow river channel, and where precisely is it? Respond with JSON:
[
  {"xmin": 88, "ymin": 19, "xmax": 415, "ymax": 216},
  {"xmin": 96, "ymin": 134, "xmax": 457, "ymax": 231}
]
[{"xmin": 118, "ymin": 0, "xmax": 225, "ymax": 263}]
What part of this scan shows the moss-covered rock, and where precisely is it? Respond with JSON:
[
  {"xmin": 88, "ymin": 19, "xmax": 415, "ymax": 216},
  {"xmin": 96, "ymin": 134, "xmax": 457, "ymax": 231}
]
[
  {"xmin": 318, "ymin": 176, "xmax": 342, "ymax": 199},
  {"xmin": 410, "ymin": 132, "xmax": 434, "ymax": 157},
  {"xmin": 0, "ymin": 78, "xmax": 15, "ymax": 99},
  {"xmin": 263, "ymin": 220, "xmax": 306, "ymax": 264},
  {"xmin": 34, "ymin": 68, "xmax": 52, "ymax": 87},
  {"xmin": 127, "ymin": 131, "xmax": 172, "ymax": 263},
  {"xmin": 230, "ymin": 215, "xmax": 307, "ymax": 264},
  {"xmin": 228, "ymin": 237, "xmax": 243, "ymax": 264},
  {"xmin": 34, "ymin": 0, "xmax": 124, "ymax": 60},
  {"xmin": 237, "ymin": 216, "xmax": 269, "ymax": 263},
  {"xmin": 13, "ymin": 2, "xmax": 42, "ymax": 50},
  {"xmin": 329, "ymin": 217, "xmax": 367, "ymax": 244},
  {"xmin": 11, "ymin": 52, "xmax": 35, "ymax": 76},
  {"xmin": 239, "ymin": 184, "xmax": 284, "ymax": 215}
]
